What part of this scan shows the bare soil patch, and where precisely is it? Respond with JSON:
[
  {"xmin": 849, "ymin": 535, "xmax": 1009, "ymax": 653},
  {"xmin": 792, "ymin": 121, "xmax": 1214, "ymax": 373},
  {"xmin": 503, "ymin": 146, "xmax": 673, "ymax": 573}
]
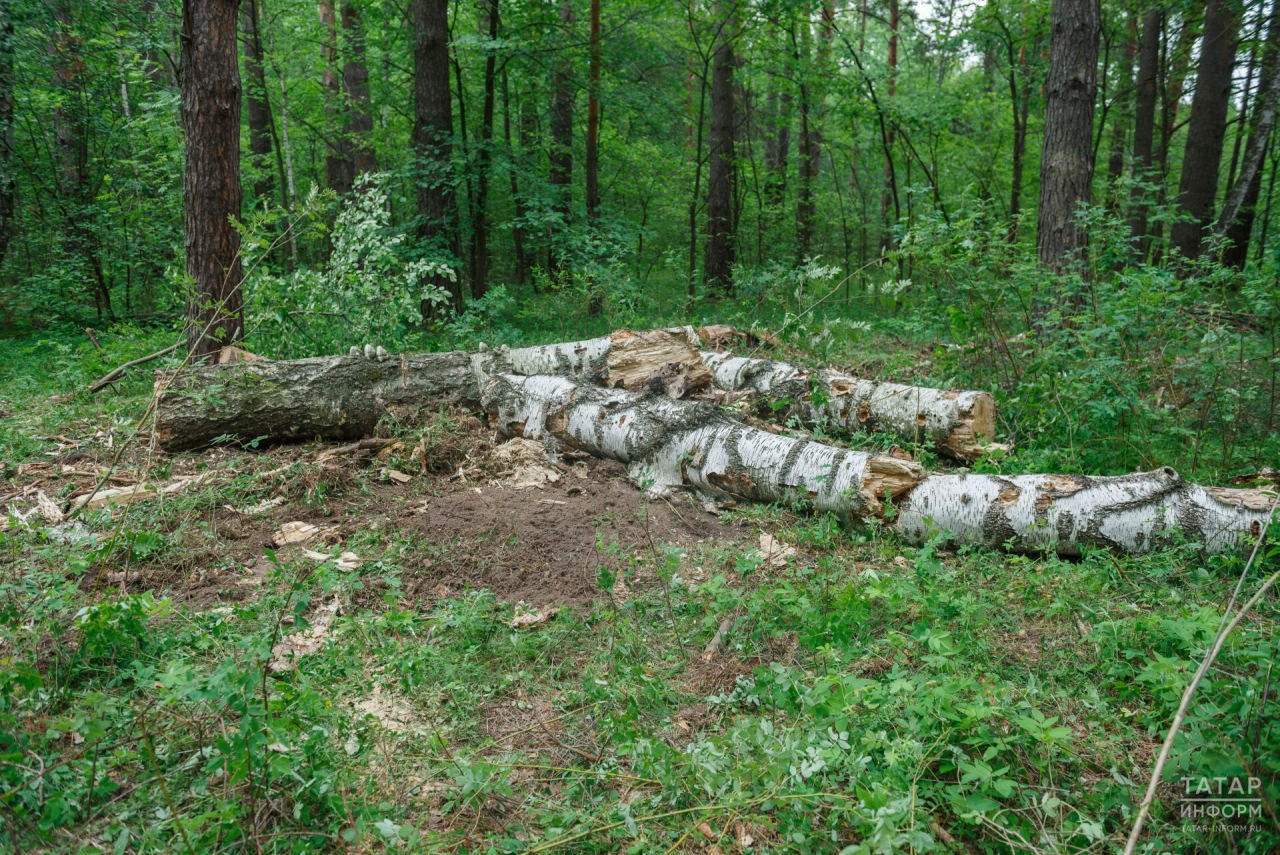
[{"xmin": 403, "ymin": 461, "xmax": 744, "ymax": 607}]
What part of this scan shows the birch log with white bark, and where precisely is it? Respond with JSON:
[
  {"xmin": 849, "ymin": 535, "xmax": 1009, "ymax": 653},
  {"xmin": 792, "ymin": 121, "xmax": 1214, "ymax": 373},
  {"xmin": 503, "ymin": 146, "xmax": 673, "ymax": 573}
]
[
  {"xmin": 898, "ymin": 467, "xmax": 1273, "ymax": 556},
  {"xmin": 701, "ymin": 351, "xmax": 1001, "ymax": 460},
  {"xmin": 480, "ymin": 373, "xmax": 924, "ymax": 517}
]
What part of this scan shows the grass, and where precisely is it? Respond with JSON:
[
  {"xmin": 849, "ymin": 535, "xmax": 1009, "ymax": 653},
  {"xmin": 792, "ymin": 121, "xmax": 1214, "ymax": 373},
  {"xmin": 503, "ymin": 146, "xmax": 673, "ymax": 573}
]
[{"xmin": 0, "ymin": 316, "xmax": 1277, "ymax": 855}]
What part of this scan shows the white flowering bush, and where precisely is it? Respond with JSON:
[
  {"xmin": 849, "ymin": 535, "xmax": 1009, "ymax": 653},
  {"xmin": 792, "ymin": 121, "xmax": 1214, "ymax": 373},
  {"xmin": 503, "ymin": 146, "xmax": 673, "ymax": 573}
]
[{"xmin": 243, "ymin": 175, "xmax": 455, "ymax": 358}]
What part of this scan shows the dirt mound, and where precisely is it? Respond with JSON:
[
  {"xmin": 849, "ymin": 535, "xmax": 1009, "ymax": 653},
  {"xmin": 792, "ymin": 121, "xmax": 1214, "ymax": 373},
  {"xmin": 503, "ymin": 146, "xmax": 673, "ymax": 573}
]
[{"xmin": 404, "ymin": 462, "xmax": 743, "ymax": 607}]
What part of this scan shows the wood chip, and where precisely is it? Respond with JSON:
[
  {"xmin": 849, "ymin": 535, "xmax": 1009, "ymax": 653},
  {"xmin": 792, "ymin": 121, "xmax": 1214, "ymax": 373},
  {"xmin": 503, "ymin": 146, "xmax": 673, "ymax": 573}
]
[
  {"xmin": 272, "ymin": 521, "xmax": 321, "ymax": 546},
  {"xmin": 757, "ymin": 534, "xmax": 796, "ymax": 568},
  {"xmin": 382, "ymin": 468, "xmax": 412, "ymax": 484}
]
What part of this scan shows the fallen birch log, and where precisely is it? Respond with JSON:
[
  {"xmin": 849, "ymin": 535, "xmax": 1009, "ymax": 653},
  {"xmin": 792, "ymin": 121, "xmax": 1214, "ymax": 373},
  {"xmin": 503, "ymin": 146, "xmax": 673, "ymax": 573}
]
[
  {"xmin": 701, "ymin": 351, "xmax": 1001, "ymax": 461},
  {"xmin": 898, "ymin": 468, "xmax": 1274, "ymax": 556},
  {"xmin": 153, "ymin": 351, "xmax": 478, "ymax": 451},
  {"xmin": 480, "ymin": 373, "xmax": 924, "ymax": 518}
]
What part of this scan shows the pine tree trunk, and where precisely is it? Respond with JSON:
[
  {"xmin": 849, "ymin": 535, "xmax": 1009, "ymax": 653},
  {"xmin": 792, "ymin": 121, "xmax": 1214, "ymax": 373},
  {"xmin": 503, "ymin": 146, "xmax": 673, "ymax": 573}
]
[
  {"xmin": 341, "ymin": 3, "xmax": 377, "ymax": 182},
  {"xmin": 1036, "ymin": 0, "xmax": 1100, "ymax": 274},
  {"xmin": 900, "ymin": 468, "xmax": 1273, "ymax": 557},
  {"xmin": 702, "ymin": 0, "xmax": 736, "ymax": 294},
  {"xmin": 549, "ymin": 0, "xmax": 574, "ymax": 283},
  {"xmin": 0, "ymin": 0, "xmax": 14, "ymax": 271},
  {"xmin": 1221, "ymin": 1, "xmax": 1280, "ymax": 267},
  {"xmin": 1169, "ymin": 0, "xmax": 1238, "ymax": 261},
  {"xmin": 242, "ymin": 0, "xmax": 275, "ymax": 207},
  {"xmin": 471, "ymin": 0, "xmax": 499, "ymax": 299},
  {"xmin": 411, "ymin": 0, "xmax": 462, "ymax": 313},
  {"xmin": 182, "ymin": 0, "xmax": 245, "ymax": 360},
  {"xmin": 1128, "ymin": 8, "xmax": 1160, "ymax": 250}
]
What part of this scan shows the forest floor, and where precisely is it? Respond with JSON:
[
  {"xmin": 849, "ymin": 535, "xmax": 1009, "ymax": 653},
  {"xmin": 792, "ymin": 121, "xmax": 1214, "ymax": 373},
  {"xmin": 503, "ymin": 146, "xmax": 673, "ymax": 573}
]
[{"xmin": 0, "ymin": 330, "xmax": 1275, "ymax": 855}]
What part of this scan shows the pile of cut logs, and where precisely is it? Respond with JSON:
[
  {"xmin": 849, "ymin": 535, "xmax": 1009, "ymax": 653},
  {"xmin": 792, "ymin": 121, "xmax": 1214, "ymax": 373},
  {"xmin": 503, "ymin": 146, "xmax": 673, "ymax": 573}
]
[{"xmin": 152, "ymin": 326, "xmax": 1273, "ymax": 557}]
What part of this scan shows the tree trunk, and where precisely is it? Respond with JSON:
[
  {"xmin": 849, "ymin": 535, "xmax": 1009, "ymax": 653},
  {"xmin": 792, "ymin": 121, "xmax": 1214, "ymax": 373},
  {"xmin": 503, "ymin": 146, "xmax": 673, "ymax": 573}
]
[
  {"xmin": 1169, "ymin": 0, "xmax": 1238, "ymax": 262},
  {"xmin": 1107, "ymin": 15, "xmax": 1137, "ymax": 185},
  {"xmin": 503, "ymin": 70, "xmax": 529, "ymax": 286},
  {"xmin": 703, "ymin": 0, "xmax": 735, "ymax": 294},
  {"xmin": 182, "ymin": 0, "xmax": 245, "ymax": 361},
  {"xmin": 880, "ymin": 0, "xmax": 899, "ymax": 251},
  {"xmin": 471, "ymin": 0, "xmax": 499, "ymax": 299},
  {"xmin": 585, "ymin": 0, "xmax": 602, "ymax": 313},
  {"xmin": 140, "ymin": 1, "xmax": 174, "ymax": 88},
  {"xmin": 1036, "ymin": 0, "xmax": 1100, "ymax": 274},
  {"xmin": 1008, "ymin": 41, "xmax": 1030, "ymax": 240},
  {"xmin": 1221, "ymin": 1, "xmax": 1280, "ymax": 267},
  {"xmin": 1128, "ymin": 8, "xmax": 1160, "ymax": 250},
  {"xmin": 482, "ymin": 373, "xmax": 923, "ymax": 519},
  {"xmin": 241, "ymin": 0, "xmax": 274, "ymax": 207},
  {"xmin": 796, "ymin": 18, "xmax": 816, "ymax": 261},
  {"xmin": 318, "ymin": 0, "xmax": 352, "ymax": 196},
  {"xmin": 900, "ymin": 468, "xmax": 1273, "ymax": 557},
  {"xmin": 1152, "ymin": 13, "xmax": 1199, "ymax": 265},
  {"xmin": 701, "ymin": 351, "xmax": 1001, "ymax": 460},
  {"xmin": 154, "ymin": 351, "xmax": 479, "ymax": 450},
  {"xmin": 412, "ymin": 0, "xmax": 462, "ymax": 314},
  {"xmin": 763, "ymin": 71, "xmax": 789, "ymax": 213},
  {"xmin": 0, "ymin": 0, "xmax": 14, "ymax": 271},
  {"xmin": 549, "ymin": 0, "xmax": 574, "ymax": 283},
  {"xmin": 341, "ymin": 3, "xmax": 377, "ymax": 183}
]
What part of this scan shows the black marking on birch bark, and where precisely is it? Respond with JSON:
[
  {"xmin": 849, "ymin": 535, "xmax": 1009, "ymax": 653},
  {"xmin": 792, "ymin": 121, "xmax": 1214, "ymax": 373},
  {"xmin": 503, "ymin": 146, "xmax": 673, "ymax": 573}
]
[
  {"xmin": 779, "ymin": 439, "xmax": 810, "ymax": 491},
  {"xmin": 981, "ymin": 501, "xmax": 1020, "ymax": 548}
]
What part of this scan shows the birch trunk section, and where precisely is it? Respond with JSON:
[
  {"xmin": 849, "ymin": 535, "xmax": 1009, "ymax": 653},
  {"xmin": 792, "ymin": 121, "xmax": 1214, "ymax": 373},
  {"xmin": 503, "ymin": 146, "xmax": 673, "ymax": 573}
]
[
  {"xmin": 480, "ymin": 373, "xmax": 922, "ymax": 518},
  {"xmin": 899, "ymin": 468, "xmax": 1273, "ymax": 556},
  {"xmin": 701, "ymin": 351, "xmax": 1000, "ymax": 460}
]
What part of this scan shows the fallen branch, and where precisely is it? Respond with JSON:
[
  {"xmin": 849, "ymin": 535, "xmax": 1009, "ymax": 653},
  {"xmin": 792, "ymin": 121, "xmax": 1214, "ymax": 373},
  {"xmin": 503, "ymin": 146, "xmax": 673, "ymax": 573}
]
[
  {"xmin": 703, "ymin": 617, "xmax": 734, "ymax": 662},
  {"xmin": 89, "ymin": 341, "xmax": 182, "ymax": 394}
]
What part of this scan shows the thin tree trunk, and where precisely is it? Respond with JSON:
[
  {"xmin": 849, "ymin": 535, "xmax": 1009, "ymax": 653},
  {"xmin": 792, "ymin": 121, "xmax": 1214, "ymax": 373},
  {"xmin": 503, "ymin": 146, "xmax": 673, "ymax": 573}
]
[
  {"xmin": 342, "ymin": 3, "xmax": 377, "ymax": 183},
  {"xmin": 1169, "ymin": 0, "xmax": 1239, "ymax": 262},
  {"xmin": 140, "ymin": 1, "xmax": 174, "ymax": 88},
  {"xmin": 703, "ymin": 0, "xmax": 735, "ymax": 293},
  {"xmin": 318, "ymin": 1, "xmax": 352, "ymax": 196},
  {"xmin": 1128, "ymin": 8, "xmax": 1160, "ymax": 250},
  {"xmin": 549, "ymin": 0, "xmax": 574, "ymax": 283},
  {"xmin": 762, "ymin": 69, "xmax": 789, "ymax": 215},
  {"xmin": 503, "ymin": 69, "xmax": 529, "ymax": 286},
  {"xmin": 241, "ymin": 0, "xmax": 274, "ymax": 207},
  {"xmin": 1152, "ymin": 12, "xmax": 1199, "ymax": 264},
  {"xmin": 1222, "ymin": 0, "xmax": 1280, "ymax": 267},
  {"xmin": 1008, "ymin": 39, "xmax": 1030, "ymax": 240},
  {"xmin": 796, "ymin": 18, "xmax": 816, "ymax": 261},
  {"xmin": 585, "ymin": 0, "xmax": 601, "ymax": 312},
  {"xmin": 880, "ymin": 0, "xmax": 898, "ymax": 251},
  {"xmin": 1107, "ymin": 15, "xmax": 1137, "ymax": 185},
  {"xmin": 1035, "ymin": 0, "xmax": 1101, "ymax": 274},
  {"xmin": 0, "ymin": 0, "xmax": 14, "ymax": 271},
  {"xmin": 471, "ymin": 0, "xmax": 499, "ymax": 299},
  {"xmin": 270, "ymin": 24, "xmax": 299, "ymax": 264},
  {"xmin": 412, "ymin": 0, "xmax": 462, "ymax": 314},
  {"xmin": 181, "ymin": 0, "xmax": 245, "ymax": 360}
]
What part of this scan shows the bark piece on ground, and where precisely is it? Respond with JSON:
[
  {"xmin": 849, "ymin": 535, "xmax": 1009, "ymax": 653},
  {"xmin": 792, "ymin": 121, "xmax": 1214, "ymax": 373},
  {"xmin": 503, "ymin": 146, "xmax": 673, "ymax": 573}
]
[
  {"xmin": 899, "ymin": 467, "xmax": 1274, "ymax": 556},
  {"xmin": 757, "ymin": 533, "xmax": 796, "ymax": 567},
  {"xmin": 270, "ymin": 596, "xmax": 341, "ymax": 672},
  {"xmin": 153, "ymin": 350, "xmax": 478, "ymax": 451},
  {"xmin": 272, "ymin": 521, "xmax": 322, "ymax": 546},
  {"xmin": 701, "ymin": 350, "xmax": 1002, "ymax": 460},
  {"xmin": 480, "ymin": 373, "xmax": 924, "ymax": 518}
]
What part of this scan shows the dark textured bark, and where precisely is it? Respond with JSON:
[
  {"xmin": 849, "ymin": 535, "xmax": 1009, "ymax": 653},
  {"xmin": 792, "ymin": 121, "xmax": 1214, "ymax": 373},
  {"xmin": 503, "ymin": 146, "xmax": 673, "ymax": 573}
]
[
  {"xmin": 342, "ymin": 3, "xmax": 377, "ymax": 181},
  {"xmin": 880, "ymin": 0, "xmax": 899, "ymax": 250},
  {"xmin": 1128, "ymin": 8, "xmax": 1160, "ymax": 248},
  {"xmin": 1222, "ymin": 1, "xmax": 1280, "ymax": 267},
  {"xmin": 182, "ymin": 0, "xmax": 245, "ymax": 360},
  {"xmin": 1035, "ymin": 0, "xmax": 1100, "ymax": 273},
  {"xmin": 318, "ymin": 1, "xmax": 352, "ymax": 196},
  {"xmin": 703, "ymin": 1, "xmax": 735, "ymax": 294},
  {"xmin": 1169, "ymin": 0, "xmax": 1239, "ymax": 261},
  {"xmin": 412, "ymin": 0, "xmax": 461, "ymax": 313},
  {"xmin": 762, "ymin": 72, "xmax": 789, "ymax": 212},
  {"xmin": 0, "ymin": 1, "xmax": 14, "ymax": 271},
  {"xmin": 241, "ymin": 0, "xmax": 274, "ymax": 207},
  {"xmin": 1008, "ymin": 39, "xmax": 1032, "ymax": 239},
  {"xmin": 472, "ymin": 0, "xmax": 499, "ymax": 299},
  {"xmin": 1152, "ymin": 13, "xmax": 1199, "ymax": 264},
  {"xmin": 796, "ymin": 19, "xmax": 816, "ymax": 261},
  {"xmin": 153, "ymin": 351, "xmax": 480, "ymax": 451},
  {"xmin": 549, "ymin": 0, "xmax": 574, "ymax": 282}
]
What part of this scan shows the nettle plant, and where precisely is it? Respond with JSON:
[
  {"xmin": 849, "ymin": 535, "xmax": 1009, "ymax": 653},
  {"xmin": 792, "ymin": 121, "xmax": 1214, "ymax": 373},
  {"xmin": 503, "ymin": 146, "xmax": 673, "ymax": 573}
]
[{"xmin": 244, "ymin": 175, "xmax": 455, "ymax": 357}]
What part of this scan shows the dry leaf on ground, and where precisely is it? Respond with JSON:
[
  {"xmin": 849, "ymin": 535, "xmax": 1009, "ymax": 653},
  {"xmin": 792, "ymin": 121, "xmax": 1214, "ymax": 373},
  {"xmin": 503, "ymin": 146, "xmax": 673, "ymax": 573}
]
[
  {"xmin": 509, "ymin": 603, "xmax": 558, "ymax": 629},
  {"xmin": 757, "ymin": 534, "xmax": 797, "ymax": 568}
]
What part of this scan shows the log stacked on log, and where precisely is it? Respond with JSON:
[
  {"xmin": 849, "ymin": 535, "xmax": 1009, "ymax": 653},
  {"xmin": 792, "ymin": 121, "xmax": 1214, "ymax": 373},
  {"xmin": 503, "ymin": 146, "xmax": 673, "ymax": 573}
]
[
  {"xmin": 701, "ymin": 351, "xmax": 1001, "ymax": 461},
  {"xmin": 148, "ymin": 329, "xmax": 1275, "ymax": 557}
]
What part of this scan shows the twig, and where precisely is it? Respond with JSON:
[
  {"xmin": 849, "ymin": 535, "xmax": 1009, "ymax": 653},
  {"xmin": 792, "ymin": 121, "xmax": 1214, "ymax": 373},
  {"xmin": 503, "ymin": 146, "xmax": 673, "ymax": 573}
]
[
  {"xmin": 1123, "ymin": 491, "xmax": 1279, "ymax": 854},
  {"xmin": 84, "ymin": 328, "xmax": 103, "ymax": 351},
  {"xmin": 702, "ymin": 617, "xmax": 734, "ymax": 662},
  {"xmin": 88, "ymin": 341, "xmax": 182, "ymax": 394},
  {"xmin": 535, "ymin": 714, "xmax": 601, "ymax": 764}
]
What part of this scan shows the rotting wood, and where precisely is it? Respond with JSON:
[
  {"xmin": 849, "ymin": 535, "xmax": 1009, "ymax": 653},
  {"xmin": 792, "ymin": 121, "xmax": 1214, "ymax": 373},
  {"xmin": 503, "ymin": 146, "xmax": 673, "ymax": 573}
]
[
  {"xmin": 898, "ymin": 468, "xmax": 1274, "ymax": 556},
  {"xmin": 480, "ymin": 373, "xmax": 924, "ymax": 518},
  {"xmin": 701, "ymin": 350, "xmax": 1004, "ymax": 461}
]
